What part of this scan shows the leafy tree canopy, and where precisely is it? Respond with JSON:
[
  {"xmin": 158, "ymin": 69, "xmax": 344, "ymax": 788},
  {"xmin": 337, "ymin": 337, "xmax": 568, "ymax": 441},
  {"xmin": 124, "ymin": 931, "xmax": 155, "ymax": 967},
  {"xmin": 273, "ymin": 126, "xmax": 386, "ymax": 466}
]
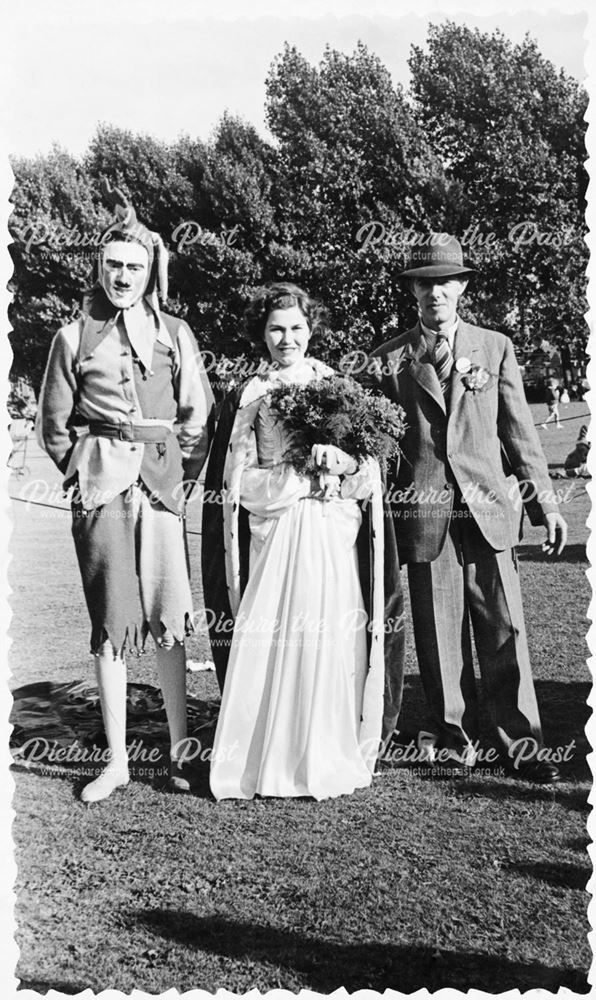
[{"xmin": 9, "ymin": 26, "xmax": 588, "ymax": 399}]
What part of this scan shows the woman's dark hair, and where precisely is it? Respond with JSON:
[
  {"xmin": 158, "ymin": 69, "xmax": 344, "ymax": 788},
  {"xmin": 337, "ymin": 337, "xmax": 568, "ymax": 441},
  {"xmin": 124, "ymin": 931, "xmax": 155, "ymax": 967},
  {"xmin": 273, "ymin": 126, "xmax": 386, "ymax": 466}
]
[{"xmin": 243, "ymin": 281, "xmax": 329, "ymax": 353}]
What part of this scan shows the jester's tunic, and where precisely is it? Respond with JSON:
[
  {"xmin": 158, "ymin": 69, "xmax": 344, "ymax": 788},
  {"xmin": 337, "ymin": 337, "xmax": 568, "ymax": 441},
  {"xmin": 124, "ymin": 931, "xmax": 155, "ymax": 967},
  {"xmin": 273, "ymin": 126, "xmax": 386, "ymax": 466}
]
[{"xmin": 36, "ymin": 290, "xmax": 215, "ymax": 653}]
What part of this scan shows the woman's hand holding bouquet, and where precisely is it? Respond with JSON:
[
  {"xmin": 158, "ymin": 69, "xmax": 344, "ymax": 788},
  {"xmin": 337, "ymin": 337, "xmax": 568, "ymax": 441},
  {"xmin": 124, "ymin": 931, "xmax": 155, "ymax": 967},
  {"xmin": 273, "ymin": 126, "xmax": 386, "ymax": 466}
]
[
  {"xmin": 309, "ymin": 443, "xmax": 357, "ymax": 499},
  {"xmin": 311, "ymin": 444, "xmax": 358, "ymax": 477}
]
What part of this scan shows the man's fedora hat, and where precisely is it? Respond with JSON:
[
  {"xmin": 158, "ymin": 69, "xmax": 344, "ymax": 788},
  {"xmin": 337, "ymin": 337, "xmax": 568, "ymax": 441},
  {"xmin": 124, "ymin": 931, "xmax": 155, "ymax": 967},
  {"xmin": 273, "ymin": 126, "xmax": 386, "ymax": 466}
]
[{"xmin": 399, "ymin": 233, "xmax": 476, "ymax": 279}]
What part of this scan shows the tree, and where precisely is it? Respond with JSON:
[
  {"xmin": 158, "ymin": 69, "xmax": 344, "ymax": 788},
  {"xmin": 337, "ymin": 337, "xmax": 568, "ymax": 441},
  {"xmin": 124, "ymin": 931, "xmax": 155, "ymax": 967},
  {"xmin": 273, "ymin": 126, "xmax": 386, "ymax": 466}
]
[
  {"xmin": 169, "ymin": 114, "xmax": 278, "ymax": 361},
  {"xmin": 9, "ymin": 121, "xmax": 279, "ymax": 398},
  {"xmin": 8, "ymin": 29, "xmax": 587, "ymax": 400},
  {"xmin": 264, "ymin": 42, "xmax": 448, "ymax": 360},
  {"xmin": 84, "ymin": 123, "xmax": 201, "ymax": 239},
  {"xmin": 408, "ymin": 22, "xmax": 588, "ymax": 347},
  {"xmin": 9, "ymin": 145, "xmax": 102, "ymax": 393}
]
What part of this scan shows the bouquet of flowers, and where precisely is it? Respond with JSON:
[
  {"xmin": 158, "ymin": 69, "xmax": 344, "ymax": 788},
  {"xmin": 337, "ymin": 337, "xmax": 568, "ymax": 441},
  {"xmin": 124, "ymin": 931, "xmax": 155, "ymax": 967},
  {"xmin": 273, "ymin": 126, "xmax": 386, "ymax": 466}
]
[{"xmin": 266, "ymin": 374, "xmax": 406, "ymax": 476}]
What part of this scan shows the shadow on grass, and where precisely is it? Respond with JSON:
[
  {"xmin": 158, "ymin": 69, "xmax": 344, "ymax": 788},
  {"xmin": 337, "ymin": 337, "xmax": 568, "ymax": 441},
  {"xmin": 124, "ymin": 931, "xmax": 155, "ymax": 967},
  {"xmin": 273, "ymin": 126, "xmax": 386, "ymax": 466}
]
[
  {"xmin": 396, "ymin": 675, "xmax": 590, "ymax": 783},
  {"xmin": 9, "ymin": 759, "xmax": 174, "ymax": 800},
  {"xmin": 504, "ymin": 861, "xmax": 590, "ymax": 891},
  {"xmin": 131, "ymin": 910, "xmax": 590, "ymax": 994},
  {"xmin": 449, "ymin": 778, "xmax": 589, "ymax": 813},
  {"xmin": 11, "ymin": 675, "xmax": 590, "ymax": 796},
  {"xmin": 566, "ymin": 837, "xmax": 591, "ymax": 852},
  {"xmin": 516, "ymin": 543, "xmax": 587, "ymax": 564},
  {"xmin": 17, "ymin": 979, "xmax": 88, "ymax": 994},
  {"xmin": 10, "ymin": 680, "xmax": 218, "ymax": 799},
  {"xmin": 536, "ymin": 680, "xmax": 591, "ymax": 782},
  {"xmin": 10, "ymin": 754, "xmax": 215, "ymax": 801}
]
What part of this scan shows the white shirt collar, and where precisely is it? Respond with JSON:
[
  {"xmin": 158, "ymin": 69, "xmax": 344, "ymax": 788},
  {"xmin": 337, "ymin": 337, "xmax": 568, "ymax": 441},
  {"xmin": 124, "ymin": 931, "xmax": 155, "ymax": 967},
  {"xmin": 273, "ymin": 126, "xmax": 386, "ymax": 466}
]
[{"xmin": 420, "ymin": 317, "xmax": 459, "ymax": 350}]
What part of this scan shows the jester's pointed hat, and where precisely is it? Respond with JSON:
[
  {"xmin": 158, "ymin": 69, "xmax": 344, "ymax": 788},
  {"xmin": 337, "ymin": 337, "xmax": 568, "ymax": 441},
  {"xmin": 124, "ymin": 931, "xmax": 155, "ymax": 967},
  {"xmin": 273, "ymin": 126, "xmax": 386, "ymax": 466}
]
[{"xmin": 92, "ymin": 179, "xmax": 169, "ymax": 307}]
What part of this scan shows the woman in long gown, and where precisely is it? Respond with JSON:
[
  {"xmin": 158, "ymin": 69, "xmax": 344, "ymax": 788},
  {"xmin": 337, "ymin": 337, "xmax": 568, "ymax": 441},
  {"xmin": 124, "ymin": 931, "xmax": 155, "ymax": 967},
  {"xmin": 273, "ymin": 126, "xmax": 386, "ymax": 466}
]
[{"xmin": 202, "ymin": 283, "xmax": 400, "ymax": 800}]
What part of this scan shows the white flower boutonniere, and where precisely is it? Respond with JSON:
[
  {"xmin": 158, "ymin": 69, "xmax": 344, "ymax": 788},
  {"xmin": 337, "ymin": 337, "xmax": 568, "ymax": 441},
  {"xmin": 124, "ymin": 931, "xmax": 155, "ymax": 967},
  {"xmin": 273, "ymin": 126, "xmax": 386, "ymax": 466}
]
[{"xmin": 455, "ymin": 357, "xmax": 495, "ymax": 393}]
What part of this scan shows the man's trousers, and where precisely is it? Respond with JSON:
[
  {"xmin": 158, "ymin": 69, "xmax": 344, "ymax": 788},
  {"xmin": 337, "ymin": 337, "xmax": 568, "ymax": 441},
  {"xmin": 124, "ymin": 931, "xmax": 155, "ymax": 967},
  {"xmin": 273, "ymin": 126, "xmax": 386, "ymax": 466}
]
[{"xmin": 407, "ymin": 508, "xmax": 543, "ymax": 761}]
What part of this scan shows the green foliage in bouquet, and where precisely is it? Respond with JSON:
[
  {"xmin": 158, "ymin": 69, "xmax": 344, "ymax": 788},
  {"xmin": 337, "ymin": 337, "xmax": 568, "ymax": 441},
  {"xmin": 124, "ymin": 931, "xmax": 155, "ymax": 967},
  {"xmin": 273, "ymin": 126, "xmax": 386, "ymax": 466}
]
[{"xmin": 267, "ymin": 375, "xmax": 406, "ymax": 475}]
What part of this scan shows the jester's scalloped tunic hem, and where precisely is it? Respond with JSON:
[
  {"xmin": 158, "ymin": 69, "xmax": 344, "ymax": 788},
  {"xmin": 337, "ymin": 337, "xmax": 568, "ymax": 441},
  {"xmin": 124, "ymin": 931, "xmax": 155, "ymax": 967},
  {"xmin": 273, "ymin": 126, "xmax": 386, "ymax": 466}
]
[{"xmin": 90, "ymin": 613, "xmax": 195, "ymax": 657}]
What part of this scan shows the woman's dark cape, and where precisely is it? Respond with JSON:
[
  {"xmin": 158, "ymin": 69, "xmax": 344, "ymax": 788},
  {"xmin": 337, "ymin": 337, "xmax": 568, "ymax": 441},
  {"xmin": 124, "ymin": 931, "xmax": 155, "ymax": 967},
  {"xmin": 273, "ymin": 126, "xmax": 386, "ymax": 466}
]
[{"xmin": 201, "ymin": 385, "xmax": 405, "ymax": 739}]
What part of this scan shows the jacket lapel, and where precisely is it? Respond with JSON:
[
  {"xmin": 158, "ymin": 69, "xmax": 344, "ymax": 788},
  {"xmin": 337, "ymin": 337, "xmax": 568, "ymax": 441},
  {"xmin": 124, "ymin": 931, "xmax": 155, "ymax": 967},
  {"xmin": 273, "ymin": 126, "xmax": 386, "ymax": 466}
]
[
  {"xmin": 449, "ymin": 320, "xmax": 482, "ymax": 416},
  {"xmin": 404, "ymin": 324, "xmax": 446, "ymax": 414}
]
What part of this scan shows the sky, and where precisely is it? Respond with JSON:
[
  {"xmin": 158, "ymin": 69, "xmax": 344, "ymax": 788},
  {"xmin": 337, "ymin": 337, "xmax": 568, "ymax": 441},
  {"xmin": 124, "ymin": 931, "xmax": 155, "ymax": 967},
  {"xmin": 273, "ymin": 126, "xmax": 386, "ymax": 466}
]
[{"xmin": 2, "ymin": 2, "xmax": 589, "ymax": 159}]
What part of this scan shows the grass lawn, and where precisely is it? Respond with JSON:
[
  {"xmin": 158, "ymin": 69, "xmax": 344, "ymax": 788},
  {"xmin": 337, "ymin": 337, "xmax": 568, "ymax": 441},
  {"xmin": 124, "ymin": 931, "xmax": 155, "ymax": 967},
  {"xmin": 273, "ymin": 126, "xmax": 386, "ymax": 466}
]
[{"xmin": 8, "ymin": 402, "xmax": 592, "ymax": 994}]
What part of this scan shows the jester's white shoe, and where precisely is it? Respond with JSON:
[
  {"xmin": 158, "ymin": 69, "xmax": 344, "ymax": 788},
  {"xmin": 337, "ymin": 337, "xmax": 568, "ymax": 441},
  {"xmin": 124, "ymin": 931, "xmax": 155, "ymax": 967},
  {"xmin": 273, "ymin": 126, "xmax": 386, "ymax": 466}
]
[{"xmin": 80, "ymin": 765, "xmax": 130, "ymax": 803}]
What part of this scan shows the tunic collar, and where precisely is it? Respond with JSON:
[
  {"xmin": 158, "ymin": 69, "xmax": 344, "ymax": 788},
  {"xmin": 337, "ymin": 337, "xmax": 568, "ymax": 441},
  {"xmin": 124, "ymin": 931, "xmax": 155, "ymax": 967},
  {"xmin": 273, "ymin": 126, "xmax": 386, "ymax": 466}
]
[
  {"xmin": 81, "ymin": 288, "xmax": 174, "ymax": 371},
  {"xmin": 121, "ymin": 299, "xmax": 174, "ymax": 372}
]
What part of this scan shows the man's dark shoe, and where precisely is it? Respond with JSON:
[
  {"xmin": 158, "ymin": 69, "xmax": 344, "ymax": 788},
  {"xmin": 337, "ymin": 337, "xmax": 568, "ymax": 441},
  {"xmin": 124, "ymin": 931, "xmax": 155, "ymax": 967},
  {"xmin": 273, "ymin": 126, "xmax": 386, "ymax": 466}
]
[
  {"xmin": 504, "ymin": 759, "xmax": 562, "ymax": 784},
  {"xmin": 386, "ymin": 728, "xmax": 419, "ymax": 748},
  {"xmin": 376, "ymin": 729, "xmax": 419, "ymax": 771}
]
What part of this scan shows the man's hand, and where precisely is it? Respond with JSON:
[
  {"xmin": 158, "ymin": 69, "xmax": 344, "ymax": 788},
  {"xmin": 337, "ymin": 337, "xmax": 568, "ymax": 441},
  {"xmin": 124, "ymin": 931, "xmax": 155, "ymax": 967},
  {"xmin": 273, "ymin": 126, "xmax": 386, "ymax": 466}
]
[{"xmin": 542, "ymin": 512, "xmax": 567, "ymax": 557}]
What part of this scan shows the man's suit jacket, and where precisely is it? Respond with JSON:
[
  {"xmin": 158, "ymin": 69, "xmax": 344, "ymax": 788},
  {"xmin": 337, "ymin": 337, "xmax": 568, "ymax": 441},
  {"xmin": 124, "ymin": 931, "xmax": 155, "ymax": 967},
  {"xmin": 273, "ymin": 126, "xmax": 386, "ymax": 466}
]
[{"xmin": 369, "ymin": 320, "xmax": 558, "ymax": 563}]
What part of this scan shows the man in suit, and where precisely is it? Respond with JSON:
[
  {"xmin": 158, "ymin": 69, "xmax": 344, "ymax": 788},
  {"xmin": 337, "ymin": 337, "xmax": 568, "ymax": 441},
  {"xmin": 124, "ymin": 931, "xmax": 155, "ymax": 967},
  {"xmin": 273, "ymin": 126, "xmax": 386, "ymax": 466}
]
[{"xmin": 369, "ymin": 234, "xmax": 567, "ymax": 782}]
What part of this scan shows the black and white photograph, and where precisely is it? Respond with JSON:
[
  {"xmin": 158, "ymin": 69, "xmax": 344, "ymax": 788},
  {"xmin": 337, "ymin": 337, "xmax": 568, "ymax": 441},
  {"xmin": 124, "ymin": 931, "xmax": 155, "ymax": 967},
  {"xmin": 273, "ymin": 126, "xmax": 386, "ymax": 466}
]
[{"xmin": 2, "ymin": 0, "xmax": 593, "ymax": 995}]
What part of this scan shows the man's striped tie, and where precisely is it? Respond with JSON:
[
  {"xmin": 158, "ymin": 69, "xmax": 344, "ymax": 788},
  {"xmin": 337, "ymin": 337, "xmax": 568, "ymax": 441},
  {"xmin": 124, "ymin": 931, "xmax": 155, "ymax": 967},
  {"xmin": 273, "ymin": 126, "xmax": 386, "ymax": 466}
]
[{"xmin": 431, "ymin": 333, "xmax": 453, "ymax": 394}]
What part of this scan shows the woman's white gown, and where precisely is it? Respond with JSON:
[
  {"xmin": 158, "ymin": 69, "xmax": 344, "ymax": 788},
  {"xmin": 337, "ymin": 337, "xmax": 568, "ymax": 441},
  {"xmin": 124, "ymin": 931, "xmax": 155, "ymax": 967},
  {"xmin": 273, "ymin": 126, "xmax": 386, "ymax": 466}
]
[{"xmin": 209, "ymin": 364, "xmax": 378, "ymax": 800}]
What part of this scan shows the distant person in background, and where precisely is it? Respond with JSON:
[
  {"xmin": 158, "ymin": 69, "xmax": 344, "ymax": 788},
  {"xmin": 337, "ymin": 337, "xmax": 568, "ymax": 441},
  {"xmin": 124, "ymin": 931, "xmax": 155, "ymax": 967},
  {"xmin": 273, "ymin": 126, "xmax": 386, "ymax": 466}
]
[
  {"xmin": 564, "ymin": 425, "xmax": 590, "ymax": 478},
  {"xmin": 541, "ymin": 377, "xmax": 562, "ymax": 429},
  {"xmin": 547, "ymin": 345, "xmax": 561, "ymax": 378},
  {"xmin": 8, "ymin": 376, "xmax": 37, "ymax": 421},
  {"xmin": 560, "ymin": 344, "xmax": 573, "ymax": 389},
  {"xmin": 568, "ymin": 381, "xmax": 579, "ymax": 401},
  {"xmin": 8, "ymin": 378, "xmax": 38, "ymax": 470}
]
